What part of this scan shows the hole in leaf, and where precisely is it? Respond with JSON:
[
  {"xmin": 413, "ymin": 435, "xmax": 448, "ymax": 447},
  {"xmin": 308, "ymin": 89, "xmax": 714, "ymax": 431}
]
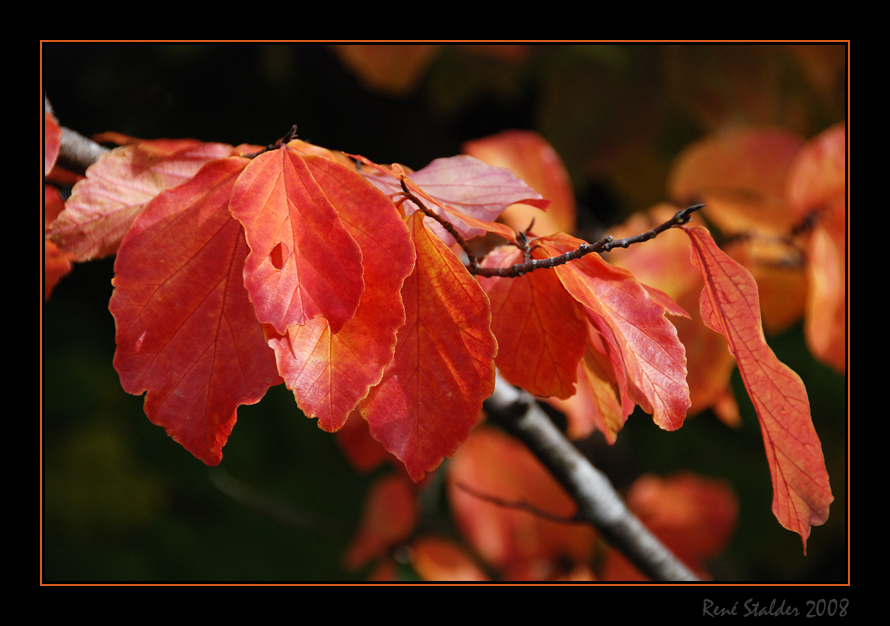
[{"xmin": 270, "ymin": 242, "xmax": 288, "ymax": 270}]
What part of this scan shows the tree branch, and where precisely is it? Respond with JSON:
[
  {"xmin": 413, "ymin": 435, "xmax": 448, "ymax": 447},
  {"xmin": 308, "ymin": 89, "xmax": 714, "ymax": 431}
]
[
  {"xmin": 395, "ymin": 176, "xmax": 703, "ymax": 280},
  {"xmin": 484, "ymin": 372, "xmax": 700, "ymax": 582},
  {"xmin": 50, "ymin": 119, "xmax": 701, "ymax": 580},
  {"xmin": 471, "ymin": 204, "xmax": 705, "ymax": 278}
]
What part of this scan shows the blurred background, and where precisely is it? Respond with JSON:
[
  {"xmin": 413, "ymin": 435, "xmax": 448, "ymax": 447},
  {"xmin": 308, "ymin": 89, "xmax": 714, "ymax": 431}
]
[{"xmin": 42, "ymin": 42, "xmax": 847, "ymax": 582}]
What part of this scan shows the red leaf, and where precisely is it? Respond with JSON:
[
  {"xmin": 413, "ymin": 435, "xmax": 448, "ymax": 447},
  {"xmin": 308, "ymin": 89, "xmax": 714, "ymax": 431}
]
[
  {"xmin": 229, "ymin": 145, "xmax": 365, "ymax": 335},
  {"xmin": 265, "ymin": 150, "xmax": 415, "ymax": 432},
  {"xmin": 358, "ymin": 211, "xmax": 497, "ymax": 481},
  {"xmin": 600, "ymin": 472, "xmax": 738, "ymax": 580},
  {"xmin": 343, "ymin": 473, "xmax": 418, "ymax": 571},
  {"xmin": 680, "ymin": 224, "xmax": 833, "ymax": 552},
  {"xmin": 477, "ymin": 245, "xmax": 586, "ymax": 399},
  {"xmin": 352, "ymin": 154, "xmax": 535, "ymax": 245},
  {"xmin": 395, "ymin": 155, "xmax": 550, "ymax": 241},
  {"xmin": 44, "ymin": 111, "xmax": 61, "ymax": 176},
  {"xmin": 537, "ymin": 233, "xmax": 691, "ymax": 431},
  {"xmin": 463, "ymin": 129, "xmax": 576, "ymax": 236},
  {"xmin": 109, "ymin": 158, "xmax": 280, "ymax": 465},
  {"xmin": 548, "ymin": 319, "xmax": 635, "ymax": 443},
  {"xmin": 47, "ymin": 141, "xmax": 238, "ymax": 261}
]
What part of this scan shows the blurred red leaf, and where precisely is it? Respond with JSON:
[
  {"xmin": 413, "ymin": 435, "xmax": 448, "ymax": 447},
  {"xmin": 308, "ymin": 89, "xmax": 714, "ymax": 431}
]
[
  {"xmin": 331, "ymin": 44, "xmax": 439, "ymax": 95},
  {"xmin": 409, "ymin": 536, "xmax": 490, "ymax": 582},
  {"xmin": 265, "ymin": 150, "xmax": 415, "ymax": 432},
  {"xmin": 343, "ymin": 473, "xmax": 418, "ymax": 571},
  {"xmin": 681, "ymin": 224, "xmax": 833, "ymax": 552},
  {"xmin": 110, "ymin": 158, "xmax": 280, "ymax": 465},
  {"xmin": 229, "ymin": 145, "xmax": 365, "ymax": 335},
  {"xmin": 334, "ymin": 410, "xmax": 395, "ymax": 473},
  {"xmin": 446, "ymin": 425, "xmax": 596, "ymax": 579},
  {"xmin": 477, "ymin": 244, "xmax": 587, "ymax": 399},
  {"xmin": 600, "ymin": 472, "xmax": 738, "ymax": 580},
  {"xmin": 538, "ymin": 233, "xmax": 691, "ymax": 431},
  {"xmin": 788, "ymin": 122, "xmax": 846, "ymax": 373},
  {"xmin": 358, "ymin": 211, "xmax": 497, "ymax": 482}
]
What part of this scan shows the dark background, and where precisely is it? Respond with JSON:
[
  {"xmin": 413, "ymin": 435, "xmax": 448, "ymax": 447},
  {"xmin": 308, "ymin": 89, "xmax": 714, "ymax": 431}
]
[{"xmin": 42, "ymin": 42, "xmax": 847, "ymax": 582}]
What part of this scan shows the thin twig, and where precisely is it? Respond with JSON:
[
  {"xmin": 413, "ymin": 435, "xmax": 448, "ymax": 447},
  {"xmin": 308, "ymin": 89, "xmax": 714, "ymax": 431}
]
[
  {"xmin": 242, "ymin": 124, "xmax": 299, "ymax": 159},
  {"xmin": 454, "ymin": 481, "xmax": 577, "ymax": 524},
  {"xmin": 472, "ymin": 204, "xmax": 706, "ymax": 278}
]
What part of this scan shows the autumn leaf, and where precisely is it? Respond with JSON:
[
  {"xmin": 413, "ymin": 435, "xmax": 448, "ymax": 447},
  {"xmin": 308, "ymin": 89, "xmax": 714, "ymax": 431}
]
[
  {"xmin": 358, "ymin": 211, "xmax": 497, "ymax": 482},
  {"xmin": 264, "ymin": 150, "xmax": 415, "ymax": 432},
  {"xmin": 229, "ymin": 145, "xmax": 365, "ymax": 335},
  {"xmin": 606, "ymin": 205, "xmax": 738, "ymax": 424},
  {"xmin": 343, "ymin": 473, "xmax": 418, "ymax": 571},
  {"xmin": 109, "ymin": 157, "xmax": 281, "ymax": 465},
  {"xmin": 788, "ymin": 122, "xmax": 846, "ymax": 373},
  {"xmin": 537, "ymin": 233, "xmax": 691, "ymax": 431},
  {"xmin": 680, "ymin": 224, "xmax": 832, "ymax": 552},
  {"xmin": 44, "ymin": 111, "xmax": 61, "ymax": 176},
  {"xmin": 477, "ymin": 244, "xmax": 586, "ymax": 399},
  {"xmin": 44, "ymin": 185, "xmax": 74, "ymax": 301},
  {"xmin": 331, "ymin": 44, "xmax": 439, "ymax": 96},
  {"xmin": 548, "ymin": 319, "xmax": 635, "ymax": 443},
  {"xmin": 358, "ymin": 154, "xmax": 548, "ymax": 245},
  {"xmin": 463, "ymin": 129, "xmax": 576, "ymax": 236},
  {"xmin": 408, "ymin": 536, "xmax": 490, "ymax": 582},
  {"xmin": 47, "ymin": 141, "xmax": 239, "ymax": 261}
]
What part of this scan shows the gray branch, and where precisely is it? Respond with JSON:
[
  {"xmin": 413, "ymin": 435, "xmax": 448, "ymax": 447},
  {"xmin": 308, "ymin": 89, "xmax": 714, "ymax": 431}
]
[{"xmin": 485, "ymin": 373, "xmax": 700, "ymax": 582}]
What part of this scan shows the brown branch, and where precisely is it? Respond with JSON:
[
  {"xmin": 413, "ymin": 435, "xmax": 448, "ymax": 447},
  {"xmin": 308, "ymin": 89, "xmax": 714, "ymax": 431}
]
[
  {"xmin": 472, "ymin": 204, "xmax": 706, "ymax": 278},
  {"xmin": 242, "ymin": 124, "xmax": 299, "ymax": 159},
  {"xmin": 454, "ymin": 481, "xmax": 577, "ymax": 524}
]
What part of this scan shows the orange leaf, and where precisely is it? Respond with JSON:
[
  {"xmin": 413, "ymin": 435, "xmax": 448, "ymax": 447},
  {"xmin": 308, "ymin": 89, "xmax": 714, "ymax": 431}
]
[
  {"xmin": 229, "ymin": 145, "xmax": 365, "ymax": 335},
  {"xmin": 537, "ymin": 233, "xmax": 691, "ymax": 431},
  {"xmin": 358, "ymin": 211, "xmax": 497, "ymax": 482},
  {"xmin": 110, "ymin": 158, "xmax": 280, "ymax": 465},
  {"xmin": 265, "ymin": 152, "xmax": 415, "ymax": 432},
  {"xmin": 680, "ymin": 224, "xmax": 832, "ymax": 552},
  {"xmin": 477, "ymin": 245, "xmax": 586, "ymax": 399}
]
